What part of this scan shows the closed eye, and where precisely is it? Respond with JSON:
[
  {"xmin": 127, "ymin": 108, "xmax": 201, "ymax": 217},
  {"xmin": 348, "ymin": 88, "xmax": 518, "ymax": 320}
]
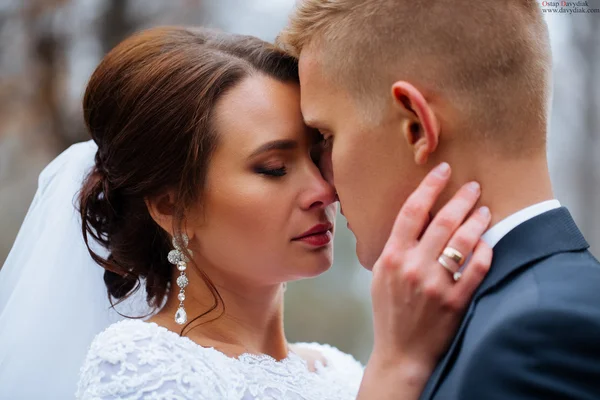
[{"xmin": 255, "ymin": 166, "xmax": 287, "ymax": 177}]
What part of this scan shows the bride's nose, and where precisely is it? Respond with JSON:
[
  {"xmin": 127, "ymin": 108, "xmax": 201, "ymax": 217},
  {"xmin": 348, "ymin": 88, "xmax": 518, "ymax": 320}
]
[{"xmin": 299, "ymin": 164, "xmax": 338, "ymax": 210}]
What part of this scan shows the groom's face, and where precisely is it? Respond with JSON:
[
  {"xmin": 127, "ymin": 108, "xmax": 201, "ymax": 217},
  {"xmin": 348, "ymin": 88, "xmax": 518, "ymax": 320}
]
[{"xmin": 299, "ymin": 51, "xmax": 424, "ymax": 269}]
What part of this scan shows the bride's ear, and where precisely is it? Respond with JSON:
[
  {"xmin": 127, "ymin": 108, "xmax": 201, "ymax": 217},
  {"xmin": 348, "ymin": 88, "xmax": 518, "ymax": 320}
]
[
  {"xmin": 145, "ymin": 190, "xmax": 179, "ymax": 237},
  {"xmin": 391, "ymin": 81, "xmax": 440, "ymax": 165}
]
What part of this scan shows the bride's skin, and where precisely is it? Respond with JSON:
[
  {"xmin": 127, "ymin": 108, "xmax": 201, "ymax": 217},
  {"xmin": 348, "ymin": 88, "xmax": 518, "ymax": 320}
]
[{"xmin": 148, "ymin": 74, "xmax": 337, "ymax": 364}]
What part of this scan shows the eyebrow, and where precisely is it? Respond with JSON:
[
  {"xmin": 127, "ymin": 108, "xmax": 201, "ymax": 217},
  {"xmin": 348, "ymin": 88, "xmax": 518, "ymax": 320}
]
[{"xmin": 248, "ymin": 139, "xmax": 298, "ymax": 159}]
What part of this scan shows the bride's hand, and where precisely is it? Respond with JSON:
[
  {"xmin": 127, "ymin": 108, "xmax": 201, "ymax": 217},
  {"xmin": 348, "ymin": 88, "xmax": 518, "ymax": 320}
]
[{"xmin": 359, "ymin": 163, "xmax": 492, "ymax": 399}]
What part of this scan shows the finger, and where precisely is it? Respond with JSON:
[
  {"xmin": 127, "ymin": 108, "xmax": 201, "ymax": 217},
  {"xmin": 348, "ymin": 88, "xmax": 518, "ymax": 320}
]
[
  {"xmin": 437, "ymin": 206, "xmax": 492, "ymax": 272},
  {"xmin": 387, "ymin": 162, "xmax": 451, "ymax": 250},
  {"xmin": 418, "ymin": 181, "xmax": 481, "ymax": 256},
  {"xmin": 452, "ymin": 239, "xmax": 493, "ymax": 304}
]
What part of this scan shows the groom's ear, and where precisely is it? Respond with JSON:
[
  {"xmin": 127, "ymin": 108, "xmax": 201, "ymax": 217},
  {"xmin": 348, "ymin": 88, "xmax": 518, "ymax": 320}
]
[{"xmin": 391, "ymin": 81, "xmax": 440, "ymax": 165}]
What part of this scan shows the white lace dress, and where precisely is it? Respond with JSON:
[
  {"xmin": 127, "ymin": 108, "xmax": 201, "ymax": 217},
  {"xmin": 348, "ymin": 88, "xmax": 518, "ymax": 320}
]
[{"xmin": 76, "ymin": 320, "xmax": 364, "ymax": 399}]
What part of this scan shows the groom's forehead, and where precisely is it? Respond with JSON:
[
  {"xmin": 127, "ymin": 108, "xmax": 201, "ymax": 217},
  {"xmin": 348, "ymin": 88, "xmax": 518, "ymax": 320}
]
[
  {"xmin": 298, "ymin": 52, "xmax": 322, "ymax": 123},
  {"xmin": 298, "ymin": 50, "xmax": 338, "ymax": 124},
  {"xmin": 298, "ymin": 49, "xmax": 323, "ymax": 88}
]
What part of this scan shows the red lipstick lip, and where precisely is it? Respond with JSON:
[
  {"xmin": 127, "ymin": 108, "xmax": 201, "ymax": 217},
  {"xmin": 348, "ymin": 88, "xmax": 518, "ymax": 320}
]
[{"xmin": 293, "ymin": 223, "xmax": 334, "ymax": 240}]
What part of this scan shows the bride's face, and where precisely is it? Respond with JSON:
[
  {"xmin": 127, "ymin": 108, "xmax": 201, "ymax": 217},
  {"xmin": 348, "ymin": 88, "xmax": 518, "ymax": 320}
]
[{"xmin": 187, "ymin": 74, "xmax": 338, "ymax": 285}]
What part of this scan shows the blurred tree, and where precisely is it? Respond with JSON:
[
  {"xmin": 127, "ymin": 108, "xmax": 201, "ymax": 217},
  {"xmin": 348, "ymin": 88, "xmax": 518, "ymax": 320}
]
[
  {"xmin": 99, "ymin": 0, "xmax": 131, "ymax": 55},
  {"xmin": 24, "ymin": 0, "xmax": 71, "ymax": 152}
]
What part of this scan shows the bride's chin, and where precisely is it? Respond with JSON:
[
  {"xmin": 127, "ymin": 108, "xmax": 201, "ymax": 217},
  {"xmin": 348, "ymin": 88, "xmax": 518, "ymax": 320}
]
[
  {"xmin": 282, "ymin": 248, "xmax": 334, "ymax": 279},
  {"xmin": 300, "ymin": 257, "xmax": 334, "ymax": 278}
]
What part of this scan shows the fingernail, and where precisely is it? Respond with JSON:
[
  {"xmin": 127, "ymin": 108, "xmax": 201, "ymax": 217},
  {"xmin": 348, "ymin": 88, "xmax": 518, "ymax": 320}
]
[
  {"xmin": 434, "ymin": 162, "xmax": 450, "ymax": 178},
  {"xmin": 467, "ymin": 182, "xmax": 481, "ymax": 194},
  {"xmin": 479, "ymin": 206, "xmax": 490, "ymax": 218}
]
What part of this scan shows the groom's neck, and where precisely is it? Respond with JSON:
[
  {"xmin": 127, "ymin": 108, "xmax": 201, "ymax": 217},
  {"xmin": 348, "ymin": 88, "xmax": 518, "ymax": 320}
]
[{"xmin": 444, "ymin": 151, "xmax": 555, "ymax": 227}]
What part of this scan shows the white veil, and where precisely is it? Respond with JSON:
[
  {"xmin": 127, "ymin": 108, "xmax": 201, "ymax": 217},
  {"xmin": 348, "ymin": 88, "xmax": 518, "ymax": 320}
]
[{"xmin": 0, "ymin": 140, "xmax": 151, "ymax": 399}]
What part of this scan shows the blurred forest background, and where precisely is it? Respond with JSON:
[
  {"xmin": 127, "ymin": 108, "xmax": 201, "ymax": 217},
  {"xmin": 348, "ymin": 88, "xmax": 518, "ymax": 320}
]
[{"xmin": 0, "ymin": 0, "xmax": 598, "ymax": 363}]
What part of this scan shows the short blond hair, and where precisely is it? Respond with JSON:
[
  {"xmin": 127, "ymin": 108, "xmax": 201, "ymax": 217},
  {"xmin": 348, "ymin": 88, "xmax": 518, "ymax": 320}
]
[{"xmin": 278, "ymin": 0, "xmax": 552, "ymax": 153}]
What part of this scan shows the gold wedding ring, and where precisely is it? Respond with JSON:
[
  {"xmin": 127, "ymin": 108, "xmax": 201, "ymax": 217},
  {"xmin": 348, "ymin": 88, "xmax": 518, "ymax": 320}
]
[
  {"xmin": 438, "ymin": 255, "xmax": 462, "ymax": 282},
  {"xmin": 442, "ymin": 247, "xmax": 465, "ymax": 266}
]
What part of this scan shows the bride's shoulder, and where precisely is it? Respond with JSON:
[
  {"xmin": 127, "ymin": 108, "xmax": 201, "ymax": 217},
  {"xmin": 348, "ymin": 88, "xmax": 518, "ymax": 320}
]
[
  {"xmin": 82, "ymin": 319, "xmax": 232, "ymax": 367},
  {"xmin": 83, "ymin": 319, "xmax": 181, "ymax": 361},
  {"xmin": 292, "ymin": 342, "xmax": 365, "ymax": 377},
  {"xmin": 77, "ymin": 319, "xmax": 236, "ymax": 399},
  {"xmin": 86, "ymin": 318, "xmax": 168, "ymax": 349},
  {"xmin": 88, "ymin": 318, "xmax": 152, "ymax": 342}
]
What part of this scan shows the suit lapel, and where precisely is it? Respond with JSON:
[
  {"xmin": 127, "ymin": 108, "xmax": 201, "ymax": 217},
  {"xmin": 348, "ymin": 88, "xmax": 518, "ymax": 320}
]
[
  {"xmin": 419, "ymin": 300, "xmax": 477, "ymax": 399},
  {"xmin": 420, "ymin": 208, "xmax": 589, "ymax": 400},
  {"xmin": 473, "ymin": 207, "xmax": 588, "ymax": 299}
]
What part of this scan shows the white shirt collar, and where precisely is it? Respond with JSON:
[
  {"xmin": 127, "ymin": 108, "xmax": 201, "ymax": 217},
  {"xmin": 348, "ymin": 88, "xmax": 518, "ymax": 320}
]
[{"xmin": 481, "ymin": 200, "xmax": 562, "ymax": 248}]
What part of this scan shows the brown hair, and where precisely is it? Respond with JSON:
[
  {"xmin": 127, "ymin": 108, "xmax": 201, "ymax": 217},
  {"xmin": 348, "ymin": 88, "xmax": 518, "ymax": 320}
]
[
  {"xmin": 79, "ymin": 27, "xmax": 299, "ymax": 326},
  {"xmin": 278, "ymin": 0, "xmax": 552, "ymax": 154}
]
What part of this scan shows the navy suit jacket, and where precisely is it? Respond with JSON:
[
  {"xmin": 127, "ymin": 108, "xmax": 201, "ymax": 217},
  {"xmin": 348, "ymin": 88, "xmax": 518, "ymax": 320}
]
[{"xmin": 420, "ymin": 207, "xmax": 600, "ymax": 400}]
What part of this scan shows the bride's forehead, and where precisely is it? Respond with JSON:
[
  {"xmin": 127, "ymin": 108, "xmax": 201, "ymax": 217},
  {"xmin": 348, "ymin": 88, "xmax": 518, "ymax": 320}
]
[{"xmin": 212, "ymin": 94, "xmax": 310, "ymax": 152}]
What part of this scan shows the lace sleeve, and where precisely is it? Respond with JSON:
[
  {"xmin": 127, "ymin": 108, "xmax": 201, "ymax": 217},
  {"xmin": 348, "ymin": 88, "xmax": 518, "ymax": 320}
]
[{"xmin": 76, "ymin": 323, "xmax": 241, "ymax": 400}]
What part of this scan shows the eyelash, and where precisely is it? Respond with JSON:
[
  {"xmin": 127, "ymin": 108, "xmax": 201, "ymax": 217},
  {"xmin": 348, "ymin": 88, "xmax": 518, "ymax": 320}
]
[{"xmin": 255, "ymin": 166, "xmax": 287, "ymax": 177}]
